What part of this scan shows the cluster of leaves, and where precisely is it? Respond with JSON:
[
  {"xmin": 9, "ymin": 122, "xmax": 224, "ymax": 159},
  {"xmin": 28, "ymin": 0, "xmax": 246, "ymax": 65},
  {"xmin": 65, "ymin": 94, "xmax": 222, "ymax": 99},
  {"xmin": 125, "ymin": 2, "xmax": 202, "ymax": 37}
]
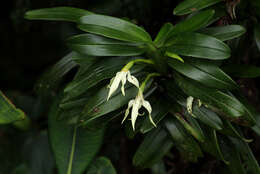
[{"xmin": 2, "ymin": 0, "xmax": 260, "ymax": 173}]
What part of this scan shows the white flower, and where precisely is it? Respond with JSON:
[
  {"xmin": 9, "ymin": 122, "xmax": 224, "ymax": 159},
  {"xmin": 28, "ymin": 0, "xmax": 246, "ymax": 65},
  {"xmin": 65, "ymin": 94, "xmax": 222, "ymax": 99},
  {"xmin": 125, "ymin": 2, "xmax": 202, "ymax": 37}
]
[
  {"xmin": 107, "ymin": 70, "xmax": 139, "ymax": 100},
  {"xmin": 122, "ymin": 90, "xmax": 156, "ymax": 130}
]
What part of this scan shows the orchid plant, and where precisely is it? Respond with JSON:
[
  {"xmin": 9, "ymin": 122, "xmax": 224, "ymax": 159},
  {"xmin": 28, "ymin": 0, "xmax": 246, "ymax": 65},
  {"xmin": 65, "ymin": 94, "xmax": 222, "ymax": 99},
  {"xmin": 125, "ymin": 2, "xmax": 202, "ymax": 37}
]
[{"xmin": 12, "ymin": 0, "xmax": 260, "ymax": 173}]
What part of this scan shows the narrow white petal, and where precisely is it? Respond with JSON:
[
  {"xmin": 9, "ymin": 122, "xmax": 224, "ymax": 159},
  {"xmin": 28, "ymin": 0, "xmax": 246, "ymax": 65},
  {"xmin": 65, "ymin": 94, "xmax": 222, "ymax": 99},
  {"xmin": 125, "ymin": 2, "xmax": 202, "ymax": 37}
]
[
  {"xmin": 131, "ymin": 99, "xmax": 141, "ymax": 130},
  {"xmin": 121, "ymin": 76, "xmax": 127, "ymax": 96},
  {"xmin": 127, "ymin": 71, "xmax": 139, "ymax": 88},
  {"xmin": 142, "ymin": 100, "xmax": 156, "ymax": 127},
  {"xmin": 122, "ymin": 100, "xmax": 134, "ymax": 124},
  {"xmin": 142, "ymin": 100, "xmax": 152, "ymax": 114},
  {"xmin": 107, "ymin": 72, "xmax": 125, "ymax": 100},
  {"xmin": 149, "ymin": 114, "xmax": 156, "ymax": 127}
]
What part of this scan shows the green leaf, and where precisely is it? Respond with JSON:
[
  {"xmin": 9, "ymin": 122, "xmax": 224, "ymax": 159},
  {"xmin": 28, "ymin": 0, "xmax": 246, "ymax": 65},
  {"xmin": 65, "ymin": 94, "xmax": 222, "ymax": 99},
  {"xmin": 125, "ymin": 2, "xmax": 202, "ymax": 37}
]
[
  {"xmin": 165, "ymin": 52, "xmax": 184, "ymax": 62},
  {"xmin": 86, "ymin": 157, "xmax": 117, "ymax": 174},
  {"xmin": 199, "ymin": 25, "xmax": 246, "ymax": 41},
  {"xmin": 154, "ymin": 23, "xmax": 174, "ymax": 47},
  {"xmin": 174, "ymin": 74, "xmax": 247, "ymax": 121},
  {"xmin": 165, "ymin": 118, "xmax": 203, "ymax": 162},
  {"xmin": 231, "ymin": 138, "xmax": 260, "ymax": 174},
  {"xmin": 168, "ymin": 58, "xmax": 237, "ymax": 90},
  {"xmin": 35, "ymin": 52, "xmax": 78, "ymax": 95},
  {"xmin": 219, "ymin": 120, "xmax": 252, "ymax": 142},
  {"xmin": 25, "ymin": 7, "xmax": 92, "ymax": 22},
  {"xmin": 222, "ymin": 64, "xmax": 260, "ymax": 78},
  {"xmin": 78, "ymin": 14, "xmax": 152, "ymax": 43},
  {"xmin": 174, "ymin": 0, "xmax": 222, "ymax": 15},
  {"xmin": 200, "ymin": 126, "xmax": 228, "ymax": 164},
  {"xmin": 140, "ymin": 98, "xmax": 170, "ymax": 134},
  {"xmin": 166, "ymin": 32, "xmax": 231, "ymax": 60},
  {"xmin": 79, "ymin": 84, "xmax": 138, "ymax": 125},
  {"xmin": 193, "ymin": 104, "xmax": 223, "ymax": 130},
  {"xmin": 48, "ymin": 97, "xmax": 105, "ymax": 174},
  {"xmin": 219, "ymin": 136, "xmax": 247, "ymax": 174},
  {"xmin": 63, "ymin": 57, "xmax": 136, "ymax": 102},
  {"xmin": 133, "ymin": 127, "xmax": 173, "ymax": 168},
  {"xmin": 174, "ymin": 111, "xmax": 205, "ymax": 142},
  {"xmin": 163, "ymin": 80, "xmax": 223, "ymax": 130},
  {"xmin": 67, "ymin": 34, "xmax": 145, "ymax": 56},
  {"xmin": 0, "ymin": 91, "xmax": 25, "ymax": 124},
  {"xmin": 169, "ymin": 10, "xmax": 215, "ymax": 37}
]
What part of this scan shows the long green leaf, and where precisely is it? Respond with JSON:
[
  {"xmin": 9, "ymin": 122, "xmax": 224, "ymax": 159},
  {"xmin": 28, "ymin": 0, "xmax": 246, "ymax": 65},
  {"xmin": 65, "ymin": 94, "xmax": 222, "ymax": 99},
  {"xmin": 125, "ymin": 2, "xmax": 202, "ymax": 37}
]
[
  {"xmin": 199, "ymin": 25, "xmax": 246, "ymax": 41},
  {"xmin": 35, "ymin": 52, "xmax": 78, "ymax": 95},
  {"xmin": 174, "ymin": 74, "xmax": 247, "ymax": 121},
  {"xmin": 169, "ymin": 10, "xmax": 215, "ymax": 37},
  {"xmin": 67, "ymin": 34, "xmax": 145, "ymax": 56},
  {"xmin": 168, "ymin": 58, "xmax": 237, "ymax": 90},
  {"xmin": 231, "ymin": 138, "xmax": 260, "ymax": 174},
  {"xmin": 25, "ymin": 7, "xmax": 92, "ymax": 22},
  {"xmin": 153, "ymin": 23, "xmax": 174, "ymax": 47},
  {"xmin": 48, "ymin": 97, "xmax": 105, "ymax": 174},
  {"xmin": 173, "ymin": 0, "xmax": 222, "ymax": 15},
  {"xmin": 165, "ymin": 118, "xmax": 203, "ymax": 162},
  {"xmin": 86, "ymin": 157, "xmax": 117, "ymax": 174},
  {"xmin": 166, "ymin": 32, "xmax": 231, "ymax": 60},
  {"xmin": 200, "ymin": 126, "xmax": 228, "ymax": 164},
  {"xmin": 78, "ymin": 14, "xmax": 152, "ymax": 43},
  {"xmin": 63, "ymin": 57, "xmax": 135, "ymax": 102},
  {"xmin": 0, "ymin": 91, "xmax": 25, "ymax": 124},
  {"xmin": 79, "ymin": 84, "xmax": 138, "ymax": 124},
  {"xmin": 133, "ymin": 127, "xmax": 173, "ymax": 168},
  {"xmin": 164, "ymin": 80, "xmax": 223, "ymax": 130}
]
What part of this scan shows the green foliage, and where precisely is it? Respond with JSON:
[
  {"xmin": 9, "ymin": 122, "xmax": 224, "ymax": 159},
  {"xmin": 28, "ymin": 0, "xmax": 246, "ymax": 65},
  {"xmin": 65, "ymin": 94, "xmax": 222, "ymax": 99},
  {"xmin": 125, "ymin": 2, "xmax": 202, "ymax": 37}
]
[{"xmin": 2, "ymin": 0, "xmax": 260, "ymax": 173}]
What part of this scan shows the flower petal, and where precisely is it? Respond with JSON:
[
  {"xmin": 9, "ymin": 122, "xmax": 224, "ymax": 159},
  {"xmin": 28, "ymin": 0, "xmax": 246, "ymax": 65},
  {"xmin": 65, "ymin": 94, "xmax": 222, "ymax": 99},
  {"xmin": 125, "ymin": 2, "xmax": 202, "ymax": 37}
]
[
  {"xmin": 127, "ymin": 71, "xmax": 139, "ymax": 88},
  {"xmin": 107, "ymin": 72, "xmax": 125, "ymax": 100},
  {"xmin": 121, "ymin": 75, "xmax": 127, "ymax": 96},
  {"xmin": 122, "ymin": 100, "xmax": 134, "ymax": 124},
  {"xmin": 131, "ymin": 99, "xmax": 141, "ymax": 130},
  {"xmin": 142, "ymin": 100, "xmax": 156, "ymax": 127}
]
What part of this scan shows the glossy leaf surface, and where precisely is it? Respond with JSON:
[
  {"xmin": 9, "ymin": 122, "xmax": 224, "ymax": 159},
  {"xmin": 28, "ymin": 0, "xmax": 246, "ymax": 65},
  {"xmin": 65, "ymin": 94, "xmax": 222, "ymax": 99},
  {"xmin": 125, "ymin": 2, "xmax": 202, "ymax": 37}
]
[
  {"xmin": 166, "ymin": 32, "xmax": 231, "ymax": 60},
  {"xmin": 25, "ymin": 7, "xmax": 92, "ymax": 22},
  {"xmin": 175, "ymin": 74, "xmax": 246, "ymax": 120},
  {"xmin": 78, "ymin": 14, "xmax": 152, "ymax": 43},
  {"xmin": 165, "ymin": 118, "xmax": 203, "ymax": 162},
  {"xmin": 133, "ymin": 127, "xmax": 173, "ymax": 168},
  {"xmin": 173, "ymin": 0, "xmax": 222, "ymax": 15},
  {"xmin": 49, "ymin": 97, "xmax": 105, "ymax": 174},
  {"xmin": 169, "ymin": 10, "xmax": 215, "ymax": 37},
  {"xmin": 67, "ymin": 34, "xmax": 145, "ymax": 56},
  {"xmin": 168, "ymin": 58, "xmax": 237, "ymax": 90},
  {"xmin": 199, "ymin": 25, "xmax": 246, "ymax": 41}
]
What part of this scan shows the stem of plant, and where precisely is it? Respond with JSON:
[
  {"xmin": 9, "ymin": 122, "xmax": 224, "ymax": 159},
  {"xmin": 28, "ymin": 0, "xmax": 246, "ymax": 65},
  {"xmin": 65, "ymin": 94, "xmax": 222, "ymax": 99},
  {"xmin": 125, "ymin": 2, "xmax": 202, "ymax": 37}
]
[{"xmin": 146, "ymin": 43, "xmax": 168, "ymax": 74}]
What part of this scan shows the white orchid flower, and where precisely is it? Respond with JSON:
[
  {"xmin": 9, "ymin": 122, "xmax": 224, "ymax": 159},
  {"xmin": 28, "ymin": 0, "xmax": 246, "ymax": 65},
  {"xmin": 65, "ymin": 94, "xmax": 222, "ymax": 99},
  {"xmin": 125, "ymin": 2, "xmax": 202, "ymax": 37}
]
[
  {"xmin": 122, "ymin": 89, "xmax": 156, "ymax": 130},
  {"xmin": 107, "ymin": 70, "xmax": 139, "ymax": 101}
]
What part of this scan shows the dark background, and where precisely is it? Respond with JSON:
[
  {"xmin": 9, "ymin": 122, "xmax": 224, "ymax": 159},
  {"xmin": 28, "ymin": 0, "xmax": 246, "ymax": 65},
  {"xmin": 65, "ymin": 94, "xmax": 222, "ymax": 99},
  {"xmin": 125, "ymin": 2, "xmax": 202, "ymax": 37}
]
[{"xmin": 0, "ymin": 0, "xmax": 179, "ymax": 92}]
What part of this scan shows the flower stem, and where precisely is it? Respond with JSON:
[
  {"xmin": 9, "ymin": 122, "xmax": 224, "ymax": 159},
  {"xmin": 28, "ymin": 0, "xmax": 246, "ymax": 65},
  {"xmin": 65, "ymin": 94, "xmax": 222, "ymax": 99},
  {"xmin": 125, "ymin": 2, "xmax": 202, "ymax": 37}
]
[
  {"xmin": 122, "ymin": 59, "xmax": 154, "ymax": 71},
  {"xmin": 140, "ymin": 73, "xmax": 160, "ymax": 92}
]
